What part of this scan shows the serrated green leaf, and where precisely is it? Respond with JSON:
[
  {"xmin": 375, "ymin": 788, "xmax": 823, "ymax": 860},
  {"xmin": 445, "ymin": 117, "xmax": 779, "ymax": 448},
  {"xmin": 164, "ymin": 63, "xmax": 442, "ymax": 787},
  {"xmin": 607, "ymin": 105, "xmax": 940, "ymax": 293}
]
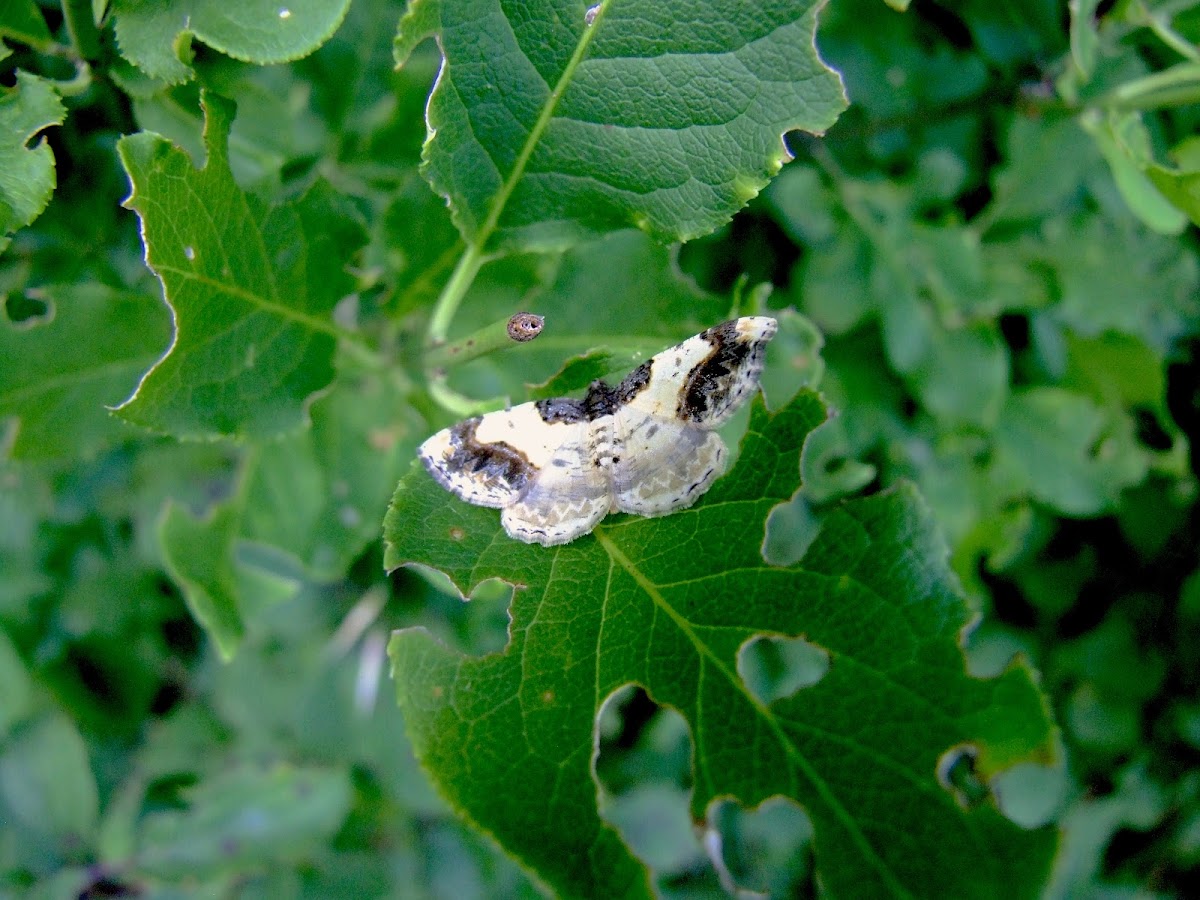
[
  {"xmin": 132, "ymin": 764, "xmax": 352, "ymax": 878},
  {"xmin": 384, "ymin": 393, "xmax": 1058, "ymax": 898},
  {"xmin": 399, "ymin": 0, "xmax": 847, "ymax": 251},
  {"xmin": 0, "ymin": 71, "xmax": 66, "ymax": 255},
  {"xmin": 111, "ymin": 0, "xmax": 352, "ymax": 84},
  {"xmin": 0, "ymin": 284, "xmax": 170, "ymax": 460},
  {"xmin": 116, "ymin": 92, "xmax": 367, "ymax": 439},
  {"xmin": 0, "ymin": 0, "xmax": 52, "ymax": 47}
]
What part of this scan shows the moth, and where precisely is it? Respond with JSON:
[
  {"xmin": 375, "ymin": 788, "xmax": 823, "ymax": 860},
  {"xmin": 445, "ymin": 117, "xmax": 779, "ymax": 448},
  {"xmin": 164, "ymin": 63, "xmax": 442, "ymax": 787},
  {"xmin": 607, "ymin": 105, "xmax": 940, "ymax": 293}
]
[{"xmin": 419, "ymin": 316, "xmax": 778, "ymax": 546}]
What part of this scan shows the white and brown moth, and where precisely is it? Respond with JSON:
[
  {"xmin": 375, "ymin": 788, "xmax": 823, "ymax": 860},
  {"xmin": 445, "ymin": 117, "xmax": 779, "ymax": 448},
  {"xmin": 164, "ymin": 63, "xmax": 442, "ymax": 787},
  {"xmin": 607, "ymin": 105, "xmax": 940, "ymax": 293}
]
[{"xmin": 419, "ymin": 316, "xmax": 778, "ymax": 546}]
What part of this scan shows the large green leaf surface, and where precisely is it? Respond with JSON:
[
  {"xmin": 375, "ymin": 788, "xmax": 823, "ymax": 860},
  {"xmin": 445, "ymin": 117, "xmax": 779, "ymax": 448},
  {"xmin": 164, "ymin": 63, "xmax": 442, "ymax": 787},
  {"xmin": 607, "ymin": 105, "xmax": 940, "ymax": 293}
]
[
  {"xmin": 111, "ymin": 0, "xmax": 352, "ymax": 83},
  {"xmin": 384, "ymin": 392, "xmax": 1058, "ymax": 898},
  {"xmin": 0, "ymin": 71, "xmax": 65, "ymax": 255},
  {"xmin": 396, "ymin": 0, "xmax": 847, "ymax": 251},
  {"xmin": 116, "ymin": 93, "xmax": 367, "ymax": 439}
]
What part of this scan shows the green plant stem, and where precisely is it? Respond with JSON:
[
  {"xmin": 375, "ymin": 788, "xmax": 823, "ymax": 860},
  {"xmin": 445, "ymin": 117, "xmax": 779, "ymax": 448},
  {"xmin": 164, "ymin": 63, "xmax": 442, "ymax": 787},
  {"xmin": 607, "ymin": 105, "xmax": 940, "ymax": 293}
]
[
  {"xmin": 423, "ymin": 313, "xmax": 541, "ymax": 371},
  {"xmin": 1103, "ymin": 61, "xmax": 1200, "ymax": 110},
  {"xmin": 63, "ymin": 0, "xmax": 102, "ymax": 59},
  {"xmin": 426, "ymin": 243, "xmax": 485, "ymax": 347},
  {"xmin": 1131, "ymin": 0, "xmax": 1200, "ymax": 62},
  {"xmin": 427, "ymin": 375, "xmax": 504, "ymax": 418}
]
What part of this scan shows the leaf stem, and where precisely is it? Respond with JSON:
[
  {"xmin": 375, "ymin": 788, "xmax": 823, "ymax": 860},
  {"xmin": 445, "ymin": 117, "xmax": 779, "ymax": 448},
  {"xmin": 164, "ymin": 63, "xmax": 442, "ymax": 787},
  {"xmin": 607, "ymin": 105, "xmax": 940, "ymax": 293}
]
[
  {"xmin": 427, "ymin": 375, "xmax": 505, "ymax": 418},
  {"xmin": 426, "ymin": 243, "xmax": 485, "ymax": 346},
  {"xmin": 424, "ymin": 312, "xmax": 544, "ymax": 371}
]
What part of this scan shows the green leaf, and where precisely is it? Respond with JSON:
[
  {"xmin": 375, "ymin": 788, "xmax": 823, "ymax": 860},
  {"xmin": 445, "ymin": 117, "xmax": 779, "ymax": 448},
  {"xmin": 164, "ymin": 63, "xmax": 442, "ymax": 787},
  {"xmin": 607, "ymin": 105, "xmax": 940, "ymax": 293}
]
[
  {"xmin": 0, "ymin": 71, "xmax": 66, "ymax": 255},
  {"xmin": 384, "ymin": 393, "xmax": 1058, "ymax": 898},
  {"xmin": 527, "ymin": 349, "xmax": 620, "ymax": 400},
  {"xmin": 240, "ymin": 375, "xmax": 425, "ymax": 580},
  {"xmin": 994, "ymin": 388, "xmax": 1149, "ymax": 517},
  {"xmin": 0, "ymin": 626, "xmax": 33, "ymax": 738},
  {"xmin": 1146, "ymin": 135, "xmax": 1200, "ymax": 227},
  {"xmin": 0, "ymin": 0, "xmax": 52, "ymax": 47},
  {"xmin": 1068, "ymin": 0, "xmax": 1102, "ymax": 80},
  {"xmin": 1036, "ymin": 214, "xmax": 1197, "ymax": 348},
  {"xmin": 132, "ymin": 764, "xmax": 352, "ymax": 878},
  {"xmin": 158, "ymin": 373, "xmax": 419, "ymax": 654},
  {"xmin": 988, "ymin": 117, "xmax": 1095, "ymax": 225},
  {"xmin": 111, "ymin": 0, "xmax": 352, "ymax": 84},
  {"xmin": 447, "ymin": 230, "xmax": 731, "ymax": 403},
  {"xmin": 398, "ymin": 0, "xmax": 847, "ymax": 251},
  {"xmin": 0, "ymin": 284, "xmax": 171, "ymax": 460},
  {"xmin": 116, "ymin": 92, "xmax": 368, "ymax": 439},
  {"xmin": 1062, "ymin": 332, "xmax": 1164, "ymax": 410},
  {"xmin": 1079, "ymin": 109, "xmax": 1187, "ymax": 235},
  {"xmin": 159, "ymin": 498, "xmax": 246, "ymax": 660},
  {"xmin": 906, "ymin": 321, "xmax": 1009, "ymax": 429},
  {"xmin": 0, "ymin": 713, "xmax": 99, "ymax": 855},
  {"xmin": 955, "ymin": 0, "xmax": 1066, "ymax": 66}
]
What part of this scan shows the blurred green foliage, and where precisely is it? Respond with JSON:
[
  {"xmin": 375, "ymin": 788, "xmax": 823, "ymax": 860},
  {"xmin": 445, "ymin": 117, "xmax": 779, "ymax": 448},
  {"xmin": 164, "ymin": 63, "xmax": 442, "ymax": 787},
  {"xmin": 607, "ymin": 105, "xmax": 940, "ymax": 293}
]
[{"xmin": 2, "ymin": 0, "xmax": 1200, "ymax": 897}]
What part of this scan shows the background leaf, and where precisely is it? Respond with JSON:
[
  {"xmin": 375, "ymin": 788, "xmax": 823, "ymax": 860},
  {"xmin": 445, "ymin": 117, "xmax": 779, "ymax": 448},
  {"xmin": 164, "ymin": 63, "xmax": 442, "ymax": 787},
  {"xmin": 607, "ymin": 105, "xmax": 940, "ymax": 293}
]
[
  {"xmin": 0, "ymin": 284, "xmax": 170, "ymax": 460},
  {"xmin": 0, "ymin": 71, "xmax": 65, "ymax": 255},
  {"xmin": 111, "ymin": 0, "xmax": 353, "ymax": 83}
]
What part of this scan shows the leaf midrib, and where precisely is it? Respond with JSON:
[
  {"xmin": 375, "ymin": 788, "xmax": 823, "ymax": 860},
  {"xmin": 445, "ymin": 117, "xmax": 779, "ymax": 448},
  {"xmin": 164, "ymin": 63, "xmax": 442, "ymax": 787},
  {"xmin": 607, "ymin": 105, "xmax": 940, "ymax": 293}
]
[
  {"xmin": 593, "ymin": 528, "xmax": 915, "ymax": 899},
  {"xmin": 469, "ymin": 0, "xmax": 608, "ymax": 252}
]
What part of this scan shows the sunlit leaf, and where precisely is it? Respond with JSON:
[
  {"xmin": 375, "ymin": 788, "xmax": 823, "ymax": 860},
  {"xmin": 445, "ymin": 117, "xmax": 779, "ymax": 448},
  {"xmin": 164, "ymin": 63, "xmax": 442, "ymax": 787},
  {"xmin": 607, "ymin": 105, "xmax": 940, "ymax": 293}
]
[{"xmin": 397, "ymin": 0, "xmax": 847, "ymax": 251}]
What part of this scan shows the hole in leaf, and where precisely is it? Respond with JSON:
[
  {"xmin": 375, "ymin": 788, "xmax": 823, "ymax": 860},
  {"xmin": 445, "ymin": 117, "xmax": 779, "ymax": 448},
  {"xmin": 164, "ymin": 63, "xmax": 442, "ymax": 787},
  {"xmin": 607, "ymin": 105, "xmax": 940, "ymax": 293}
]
[
  {"xmin": 992, "ymin": 762, "xmax": 1067, "ymax": 829},
  {"xmin": 763, "ymin": 495, "xmax": 822, "ymax": 566},
  {"xmin": 937, "ymin": 745, "xmax": 990, "ymax": 808},
  {"xmin": 707, "ymin": 797, "xmax": 815, "ymax": 897},
  {"xmin": 396, "ymin": 568, "xmax": 513, "ymax": 656},
  {"xmin": 737, "ymin": 635, "xmax": 829, "ymax": 706},
  {"xmin": 595, "ymin": 687, "xmax": 710, "ymax": 885},
  {"xmin": 4, "ymin": 292, "xmax": 51, "ymax": 325}
]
